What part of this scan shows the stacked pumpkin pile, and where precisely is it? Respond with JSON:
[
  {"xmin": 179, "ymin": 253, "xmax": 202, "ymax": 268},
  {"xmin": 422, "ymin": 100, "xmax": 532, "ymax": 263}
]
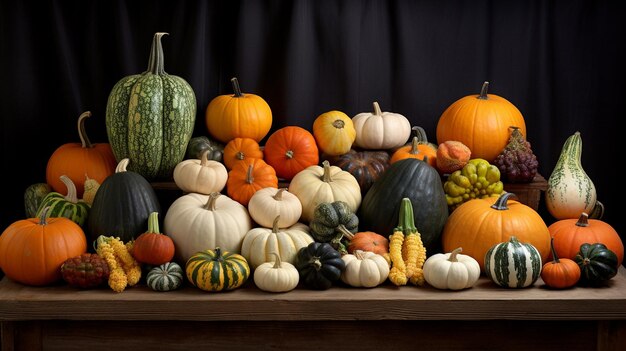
[{"xmin": 0, "ymin": 33, "xmax": 623, "ymax": 293}]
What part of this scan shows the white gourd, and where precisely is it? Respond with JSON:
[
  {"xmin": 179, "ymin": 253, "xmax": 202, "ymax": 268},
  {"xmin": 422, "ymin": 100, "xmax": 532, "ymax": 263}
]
[
  {"xmin": 340, "ymin": 250, "xmax": 390, "ymax": 288},
  {"xmin": 352, "ymin": 101, "xmax": 411, "ymax": 150},
  {"xmin": 253, "ymin": 252, "xmax": 300, "ymax": 293},
  {"xmin": 248, "ymin": 187, "xmax": 302, "ymax": 228},
  {"xmin": 423, "ymin": 247, "xmax": 481, "ymax": 290},
  {"xmin": 173, "ymin": 150, "xmax": 228, "ymax": 195}
]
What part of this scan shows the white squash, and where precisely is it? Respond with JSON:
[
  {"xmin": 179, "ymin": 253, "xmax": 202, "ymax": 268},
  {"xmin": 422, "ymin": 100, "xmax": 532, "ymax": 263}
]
[
  {"xmin": 340, "ymin": 250, "xmax": 390, "ymax": 288},
  {"xmin": 352, "ymin": 101, "xmax": 411, "ymax": 150},
  {"xmin": 253, "ymin": 252, "xmax": 300, "ymax": 292},
  {"xmin": 173, "ymin": 150, "xmax": 228, "ymax": 195},
  {"xmin": 248, "ymin": 187, "xmax": 302, "ymax": 228},
  {"xmin": 423, "ymin": 247, "xmax": 481, "ymax": 290},
  {"xmin": 164, "ymin": 192, "xmax": 251, "ymax": 262}
]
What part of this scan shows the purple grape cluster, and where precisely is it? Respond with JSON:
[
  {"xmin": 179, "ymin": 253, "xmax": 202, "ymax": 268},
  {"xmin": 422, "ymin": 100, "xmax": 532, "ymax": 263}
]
[{"xmin": 493, "ymin": 129, "xmax": 539, "ymax": 183}]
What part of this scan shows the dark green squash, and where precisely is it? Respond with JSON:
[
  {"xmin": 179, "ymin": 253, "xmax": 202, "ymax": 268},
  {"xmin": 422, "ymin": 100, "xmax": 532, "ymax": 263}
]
[
  {"xmin": 185, "ymin": 136, "xmax": 224, "ymax": 162},
  {"xmin": 295, "ymin": 242, "xmax": 345, "ymax": 290},
  {"xmin": 359, "ymin": 158, "xmax": 448, "ymax": 254},
  {"xmin": 24, "ymin": 183, "xmax": 51, "ymax": 218},
  {"xmin": 309, "ymin": 201, "xmax": 358, "ymax": 253},
  {"xmin": 574, "ymin": 243, "xmax": 618, "ymax": 285}
]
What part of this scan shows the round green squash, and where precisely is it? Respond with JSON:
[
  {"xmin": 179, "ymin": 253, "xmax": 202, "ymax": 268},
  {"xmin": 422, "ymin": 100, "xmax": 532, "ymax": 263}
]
[
  {"xmin": 24, "ymin": 183, "xmax": 52, "ymax": 218},
  {"xmin": 484, "ymin": 236, "xmax": 542, "ymax": 288},
  {"xmin": 295, "ymin": 242, "xmax": 345, "ymax": 290},
  {"xmin": 146, "ymin": 262, "xmax": 184, "ymax": 292},
  {"xmin": 106, "ymin": 32, "xmax": 196, "ymax": 181},
  {"xmin": 309, "ymin": 201, "xmax": 358, "ymax": 252},
  {"xmin": 186, "ymin": 247, "xmax": 250, "ymax": 292},
  {"xmin": 36, "ymin": 175, "xmax": 90, "ymax": 227},
  {"xmin": 185, "ymin": 136, "xmax": 224, "ymax": 162},
  {"xmin": 574, "ymin": 243, "xmax": 618, "ymax": 285}
]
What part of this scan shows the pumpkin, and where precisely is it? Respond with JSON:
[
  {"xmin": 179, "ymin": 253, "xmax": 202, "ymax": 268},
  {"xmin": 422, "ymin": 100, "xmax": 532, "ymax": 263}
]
[
  {"xmin": 359, "ymin": 158, "xmax": 448, "ymax": 254},
  {"xmin": 205, "ymin": 77, "xmax": 272, "ymax": 143},
  {"xmin": 247, "ymin": 188, "xmax": 302, "ymax": 229},
  {"xmin": 223, "ymin": 137, "xmax": 264, "ymax": 170},
  {"xmin": 0, "ymin": 207, "xmax": 87, "ymax": 286},
  {"xmin": 390, "ymin": 136, "xmax": 437, "ymax": 167},
  {"xmin": 164, "ymin": 192, "xmax": 252, "ymax": 263},
  {"xmin": 340, "ymin": 250, "xmax": 389, "ymax": 288},
  {"xmin": 485, "ymin": 236, "xmax": 542, "ymax": 288},
  {"xmin": 36, "ymin": 175, "xmax": 90, "ymax": 227},
  {"xmin": 253, "ymin": 252, "xmax": 300, "ymax": 293},
  {"xmin": 87, "ymin": 158, "xmax": 161, "ymax": 244},
  {"xmin": 436, "ymin": 140, "xmax": 471, "ymax": 175},
  {"xmin": 263, "ymin": 126, "xmax": 319, "ymax": 181},
  {"xmin": 541, "ymin": 238, "xmax": 581, "ymax": 289},
  {"xmin": 186, "ymin": 136, "xmax": 224, "ymax": 162},
  {"xmin": 82, "ymin": 175, "xmax": 101, "ymax": 206},
  {"xmin": 326, "ymin": 149, "xmax": 390, "ymax": 195},
  {"xmin": 309, "ymin": 201, "xmax": 358, "ymax": 246},
  {"xmin": 411, "ymin": 126, "xmax": 439, "ymax": 151},
  {"xmin": 346, "ymin": 231, "xmax": 389, "ymax": 256},
  {"xmin": 441, "ymin": 192, "xmax": 551, "ymax": 271},
  {"xmin": 312, "ymin": 110, "xmax": 356, "ymax": 156},
  {"xmin": 173, "ymin": 150, "xmax": 228, "ymax": 195},
  {"xmin": 240, "ymin": 216, "xmax": 314, "ymax": 269},
  {"xmin": 295, "ymin": 242, "xmax": 345, "ymax": 290},
  {"xmin": 423, "ymin": 247, "xmax": 481, "ymax": 290},
  {"xmin": 146, "ymin": 262, "xmax": 184, "ymax": 292},
  {"xmin": 574, "ymin": 243, "xmax": 619, "ymax": 285},
  {"xmin": 131, "ymin": 212, "xmax": 175, "ymax": 266},
  {"xmin": 436, "ymin": 81, "xmax": 526, "ymax": 162},
  {"xmin": 288, "ymin": 160, "xmax": 361, "ymax": 223},
  {"xmin": 24, "ymin": 183, "xmax": 51, "ymax": 218},
  {"xmin": 46, "ymin": 111, "xmax": 117, "ymax": 198},
  {"xmin": 352, "ymin": 101, "xmax": 411, "ymax": 150},
  {"xmin": 106, "ymin": 32, "xmax": 196, "ymax": 180},
  {"xmin": 226, "ymin": 158, "xmax": 278, "ymax": 206},
  {"xmin": 549, "ymin": 212, "xmax": 624, "ymax": 267},
  {"xmin": 186, "ymin": 247, "xmax": 250, "ymax": 292}
]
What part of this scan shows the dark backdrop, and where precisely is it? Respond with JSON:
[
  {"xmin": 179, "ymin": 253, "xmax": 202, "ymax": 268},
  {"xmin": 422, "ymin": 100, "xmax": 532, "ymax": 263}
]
[{"xmin": 1, "ymin": 1, "xmax": 625, "ymax": 248}]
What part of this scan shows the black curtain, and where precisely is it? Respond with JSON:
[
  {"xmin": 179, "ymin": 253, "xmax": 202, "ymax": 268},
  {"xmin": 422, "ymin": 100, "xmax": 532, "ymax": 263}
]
[{"xmin": 1, "ymin": 1, "xmax": 625, "ymax": 245}]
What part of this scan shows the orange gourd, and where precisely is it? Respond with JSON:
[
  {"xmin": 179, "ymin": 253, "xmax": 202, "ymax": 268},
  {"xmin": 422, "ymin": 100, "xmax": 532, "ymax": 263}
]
[
  {"xmin": 312, "ymin": 110, "xmax": 356, "ymax": 156},
  {"xmin": 541, "ymin": 238, "xmax": 581, "ymax": 289},
  {"xmin": 436, "ymin": 81, "xmax": 526, "ymax": 162},
  {"xmin": 132, "ymin": 212, "xmax": 175, "ymax": 266},
  {"xmin": 390, "ymin": 136, "xmax": 437, "ymax": 167},
  {"xmin": 346, "ymin": 231, "xmax": 389, "ymax": 256},
  {"xmin": 263, "ymin": 126, "xmax": 319, "ymax": 180},
  {"xmin": 227, "ymin": 158, "xmax": 278, "ymax": 206},
  {"xmin": 205, "ymin": 77, "xmax": 272, "ymax": 143},
  {"xmin": 46, "ymin": 111, "xmax": 117, "ymax": 197},
  {"xmin": 223, "ymin": 137, "xmax": 264, "ymax": 170}
]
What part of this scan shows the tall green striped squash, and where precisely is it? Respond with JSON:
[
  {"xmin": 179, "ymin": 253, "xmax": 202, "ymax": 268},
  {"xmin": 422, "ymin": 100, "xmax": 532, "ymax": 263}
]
[
  {"xmin": 106, "ymin": 32, "xmax": 196, "ymax": 180},
  {"xmin": 36, "ymin": 175, "xmax": 89, "ymax": 227},
  {"xmin": 186, "ymin": 248, "xmax": 250, "ymax": 292},
  {"xmin": 485, "ymin": 236, "xmax": 542, "ymax": 288}
]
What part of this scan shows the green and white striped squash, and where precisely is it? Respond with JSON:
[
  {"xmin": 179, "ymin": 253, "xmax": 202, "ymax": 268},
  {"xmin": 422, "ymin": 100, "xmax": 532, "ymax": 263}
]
[
  {"xmin": 24, "ymin": 183, "xmax": 51, "ymax": 218},
  {"xmin": 146, "ymin": 262, "xmax": 184, "ymax": 292},
  {"xmin": 106, "ymin": 32, "xmax": 196, "ymax": 181},
  {"xmin": 35, "ymin": 175, "xmax": 89, "ymax": 227},
  {"xmin": 186, "ymin": 247, "xmax": 250, "ymax": 292},
  {"xmin": 485, "ymin": 236, "xmax": 542, "ymax": 288}
]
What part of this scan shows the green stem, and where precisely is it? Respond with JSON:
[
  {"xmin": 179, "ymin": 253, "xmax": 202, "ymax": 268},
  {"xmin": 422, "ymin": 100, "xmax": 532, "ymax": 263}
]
[
  {"xmin": 146, "ymin": 32, "xmax": 168, "ymax": 75},
  {"xmin": 394, "ymin": 198, "xmax": 417, "ymax": 235},
  {"xmin": 148, "ymin": 212, "xmax": 160, "ymax": 234}
]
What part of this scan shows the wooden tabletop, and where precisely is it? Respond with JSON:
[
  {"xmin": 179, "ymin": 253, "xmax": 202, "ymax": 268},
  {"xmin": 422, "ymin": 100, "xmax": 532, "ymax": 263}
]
[{"xmin": 1, "ymin": 267, "xmax": 625, "ymax": 322}]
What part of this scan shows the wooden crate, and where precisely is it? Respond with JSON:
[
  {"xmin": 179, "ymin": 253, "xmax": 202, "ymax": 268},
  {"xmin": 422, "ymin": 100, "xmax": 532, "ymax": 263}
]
[{"xmin": 502, "ymin": 174, "xmax": 548, "ymax": 211}]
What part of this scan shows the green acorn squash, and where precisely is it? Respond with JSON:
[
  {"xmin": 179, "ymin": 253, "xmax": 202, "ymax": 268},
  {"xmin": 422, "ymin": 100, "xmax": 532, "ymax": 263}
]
[
  {"xmin": 146, "ymin": 262, "xmax": 184, "ymax": 292},
  {"xmin": 574, "ymin": 243, "xmax": 618, "ymax": 285},
  {"xmin": 24, "ymin": 183, "xmax": 51, "ymax": 218},
  {"xmin": 185, "ymin": 136, "xmax": 224, "ymax": 162},
  {"xmin": 295, "ymin": 242, "xmax": 345, "ymax": 290},
  {"xmin": 309, "ymin": 201, "xmax": 358, "ymax": 253}
]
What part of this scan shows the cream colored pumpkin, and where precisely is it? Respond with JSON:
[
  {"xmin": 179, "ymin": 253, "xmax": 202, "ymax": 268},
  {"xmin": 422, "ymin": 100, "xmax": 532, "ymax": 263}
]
[
  {"xmin": 288, "ymin": 160, "xmax": 361, "ymax": 223},
  {"xmin": 241, "ymin": 216, "xmax": 314, "ymax": 269},
  {"xmin": 352, "ymin": 101, "xmax": 411, "ymax": 150},
  {"xmin": 248, "ymin": 188, "xmax": 302, "ymax": 228},
  {"xmin": 340, "ymin": 250, "xmax": 390, "ymax": 288},
  {"xmin": 423, "ymin": 247, "xmax": 481, "ymax": 290},
  {"xmin": 173, "ymin": 150, "xmax": 228, "ymax": 195},
  {"xmin": 253, "ymin": 252, "xmax": 300, "ymax": 292},
  {"xmin": 164, "ymin": 192, "xmax": 251, "ymax": 262}
]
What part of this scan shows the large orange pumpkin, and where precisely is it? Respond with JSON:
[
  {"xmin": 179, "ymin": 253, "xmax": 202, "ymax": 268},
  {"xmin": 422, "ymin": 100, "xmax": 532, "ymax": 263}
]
[
  {"xmin": 441, "ymin": 192, "xmax": 550, "ymax": 271},
  {"xmin": 549, "ymin": 212, "xmax": 624, "ymax": 267},
  {"xmin": 227, "ymin": 158, "xmax": 278, "ymax": 206},
  {"xmin": 436, "ymin": 82, "xmax": 526, "ymax": 162},
  {"xmin": 0, "ymin": 207, "xmax": 87, "ymax": 286},
  {"xmin": 263, "ymin": 126, "xmax": 319, "ymax": 180},
  {"xmin": 46, "ymin": 111, "xmax": 117, "ymax": 198},
  {"xmin": 205, "ymin": 77, "xmax": 272, "ymax": 143}
]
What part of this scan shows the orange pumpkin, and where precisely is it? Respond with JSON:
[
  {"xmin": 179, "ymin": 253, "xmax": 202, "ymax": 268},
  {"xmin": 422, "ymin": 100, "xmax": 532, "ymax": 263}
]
[
  {"xmin": 549, "ymin": 212, "xmax": 624, "ymax": 267},
  {"xmin": 227, "ymin": 158, "xmax": 278, "ymax": 206},
  {"xmin": 312, "ymin": 110, "xmax": 356, "ymax": 156},
  {"xmin": 390, "ymin": 136, "xmax": 437, "ymax": 167},
  {"xmin": 346, "ymin": 231, "xmax": 389, "ymax": 256},
  {"xmin": 205, "ymin": 77, "xmax": 272, "ymax": 143},
  {"xmin": 46, "ymin": 111, "xmax": 117, "ymax": 197},
  {"xmin": 541, "ymin": 238, "xmax": 581, "ymax": 289},
  {"xmin": 0, "ymin": 207, "xmax": 87, "ymax": 286},
  {"xmin": 441, "ymin": 192, "xmax": 551, "ymax": 271},
  {"xmin": 223, "ymin": 137, "xmax": 264, "ymax": 170},
  {"xmin": 263, "ymin": 126, "xmax": 319, "ymax": 180},
  {"xmin": 131, "ymin": 212, "xmax": 175, "ymax": 266},
  {"xmin": 436, "ymin": 82, "xmax": 526, "ymax": 162}
]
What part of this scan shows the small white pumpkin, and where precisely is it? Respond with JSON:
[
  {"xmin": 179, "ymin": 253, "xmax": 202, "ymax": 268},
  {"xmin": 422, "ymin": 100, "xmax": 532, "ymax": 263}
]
[
  {"xmin": 352, "ymin": 101, "xmax": 411, "ymax": 150},
  {"xmin": 423, "ymin": 247, "xmax": 481, "ymax": 290},
  {"xmin": 248, "ymin": 187, "xmax": 302, "ymax": 228},
  {"xmin": 340, "ymin": 250, "xmax": 390, "ymax": 288},
  {"xmin": 173, "ymin": 150, "xmax": 228, "ymax": 195},
  {"xmin": 253, "ymin": 252, "xmax": 299, "ymax": 292}
]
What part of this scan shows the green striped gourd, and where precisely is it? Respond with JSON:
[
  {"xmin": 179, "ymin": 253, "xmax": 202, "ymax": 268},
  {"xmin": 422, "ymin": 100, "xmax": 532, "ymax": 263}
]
[
  {"xmin": 546, "ymin": 131, "xmax": 597, "ymax": 220},
  {"xmin": 186, "ymin": 248, "xmax": 250, "ymax": 292},
  {"xmin": 24, "ymin": 183, "xmax": 51, "ymax": 218},
  {"xmin": 106, "ymin": 32, "xmax": 196, "ymax": 180},
  {"xmin": 35, "ymin": 175, "xmax": 90, "ymax": 227},
  {"xmin": 146, "ymin": 262, "xmax": 184, "ymax": 292},
  {"xmin": 485, "ymin": 236, "xmax": 542, "ymax": 288}
]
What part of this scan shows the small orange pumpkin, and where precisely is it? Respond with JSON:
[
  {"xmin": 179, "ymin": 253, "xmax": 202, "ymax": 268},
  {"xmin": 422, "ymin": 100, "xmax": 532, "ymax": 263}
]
[
  {"xmin": 263, "ymin": 126, "xmax": 319, "ymax": 180},
  {"xmin": 131, "ymin": 212, "xmax": 175, "ymax": 266},
  {"xmin": 227, "ymin": 158, "xmax": 278, "ymax": 206},
  {"xmin": 390, "ymin": 136, "xmax": 437, "ymax": 167},
  {"xmin": 223, "ymin": 137, "xmax": 264, "ymax": 170},
  {"xmin": 346, "ymin": 231, "xmax": 389, "ymax": 256},
  {"xmin": 541, "ymin": 238, "xmax": 581, "ymax": 289}
]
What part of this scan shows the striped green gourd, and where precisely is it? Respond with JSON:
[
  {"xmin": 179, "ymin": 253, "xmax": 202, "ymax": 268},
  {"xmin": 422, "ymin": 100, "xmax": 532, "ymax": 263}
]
[
  {"xmin": 484, "ymin": 236, "xmax": 542, "ymax": 288},
  {"xmin": 24, "ymin": 183, "xmax": 51, "ymax": 218},
  {"xmin": 106, "ymin": 32, "xmax": 196, "ymax": 180},
  {"xmin": 186, "ymin": 247, "xmax": 250, "ymax": 292},
  {"xmin": 146, "ymin": 262, "xmax": 184, "ymax": 292},
  {"xmin": 35, "ymin": 175, "xmax": 90, "ymax": 227},
  {"xmin": 546, "ymin": 131, "xmax": 598, "ymax": 220}
]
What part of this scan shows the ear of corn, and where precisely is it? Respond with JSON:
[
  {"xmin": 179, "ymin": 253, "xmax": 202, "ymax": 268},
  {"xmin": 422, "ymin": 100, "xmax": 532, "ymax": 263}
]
[
  {"xmin": 96, "ymin": 235, "xmax": 142, "ymax": 292},
  {"xmin": 387, "ymin": 198, "xmax": 427, "ymax": 286}
]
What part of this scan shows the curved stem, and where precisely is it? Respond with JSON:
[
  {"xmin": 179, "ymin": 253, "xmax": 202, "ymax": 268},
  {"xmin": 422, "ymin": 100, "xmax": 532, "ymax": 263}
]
[
  {"xmin": 372, "ymin": 101, "xmax": 382, "ymax": 116},
  {"xmin": 245, "ymin": 164, "xmax": 255, "ymax": 184},
  {"xmin": 116, "ymin": 159, "xmax": 130, "ymax": 173},
  {"xmin": 409, "ymin": 137, "xmax": 421, "ymax": 155},
  {"xmin": 273, "ymin": 188, "xmax": 287, "ymax": 201},
  {"xmin": 60, "ymin": 175, "xmax": 79, "ymax": 203},
  {"xmin": 490, "ymin": 192, "xmax": 517, "ymax": 210},
  {"xmin": 271, "ymin": 215, "xmax": 280, "ymax": 233},
  {"xmin": 77, "ymin": 111, "xmax": 93, "ymax": 148},
  {"xmin": 200, "ymin": 150, "xmax": 210, "ymax": 166},
  {"xmin": 321, "ymin": 160, "xmax": 333, "ymax": 182},
  {"xmin": 411, "ymin": 126, "xmax": 429, "ymax": 144},
  {"xmin": 336, "ymin": 224, "xmax": 354, "ymax": 240},
  {"xmin": 575, "ymin": 212, "xmax": 590, "ymax": 227},
  {"xmin": 146, "ymin": 32, "xmax": 168, "ymax": 75},
  {"xmin": 204, "ymin": 192, "xmax": 221, "ymax": 211},
  {"xmin": 38, "ymin": 206, "xmax": 51, "ymax": 225},
  {"xmin": 354, "ymin": 250, "xmax": 365, "ymax": 260},
  {"xmin": 231, "ymin": 77, "xmax": 244, "ymax": 97},
  {"xmin": 549, "ymin": 237, "xmax": 560, "ymax": 263},
  {"xmin": 478, "ymin": 81, "xmax": 490, "ymax": 100},
  {"xmin": 269, "ymin": 252, "xmax": 282, "ymax": 269},
  {"xmin": 449, "ymin": 247, "xmax": 462, "ymax": 262},
  {"xmin": 147, "ymin": 212, "xmax": 160, "ymax": 234}
]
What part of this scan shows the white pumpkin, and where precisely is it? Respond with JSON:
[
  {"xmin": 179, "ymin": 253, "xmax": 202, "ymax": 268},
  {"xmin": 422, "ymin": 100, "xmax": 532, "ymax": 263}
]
[
  {"xmin": 352, "ymin": 101, "xmax": 411, "ymax": 150},
  {"xmin": 164, "ymin": 192, "xmax": 252, "ymax": 263},
  {"xmin": 288, "ymin": 160, "xmax": 361, "ymax": 223},
  {"xmin": 253, "ymin": 252, "xmax": 300, "ymax": 293},
  {"xmin": 340, "ymin": 250, "xmax": 390, "ymax": 288},
  {"xmin": 423, "ymin": 247, "xmax": 481, "ymax": 290},
  {"xmin": 248, "ymin": 187, "xmax": 302, "ymax": 228},
  {"xmin": 240, "ymin": 216, "xmax": 313, "ymax": 269},
  {"xmin": 173, "ymin": 150, "xmax": 228, "ymax": 195}
]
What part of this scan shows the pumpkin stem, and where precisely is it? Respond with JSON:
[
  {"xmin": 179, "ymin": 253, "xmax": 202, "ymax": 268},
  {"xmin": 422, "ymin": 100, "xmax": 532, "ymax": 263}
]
[
  {"xmin": 271, "ymin": 215, "xmax": 280, "ymax": 233},
  {"xmin": 332, "ymin": 119, "xmax": 345, "ymax": 129},
  {"xmin": 575, "ymin": 212, "xmax": 590, "ymax": 227},
  {"xmin": 200, "ymin": 150, "xmax": 211, "ymax": 166},
  {"xmin": 372, "ymin": 101, "xmax": 383, "ymax": 116},
  {"xmin": 273, "ymin": 188, "xmax": 287, "ymax": 201},
  {"xmin": 449, "ymin": 247, "xmax": 462, "ymax": 262},
  {"xmin": 214, "ymin": 247, "xmax": 223, "ymax": 261},
  {"xmin": 147, "ymin": 212, "xmax": 161, "ymax": 234},
  {"xmin": 490, "ymin": 192, "xmax": 517, "ymax": 210},
  {"xmin": 269, "ymin": 252, "xmax": 282, "ymax": 269},
  {"xmin": 321, "ymin": 160, "xmax": 333, "ymax": 182},
  {"xmin": 245, "ymin": 164, "xmax": 255, "ymax": 184},
  {"xmin": 116, "ymin": 159, "xmax": 130, "ymax": 173},
  {"xmin": 409, "ymin": 137, "xmax": 421, "ymax": 155},
  {"xmin": 204, "ymin": 192, "xmax": 221, "ymax": 211},
  {"xmin": 146, "ymin": 32, "xmax": 168, "ymax": 75},
  {"xmin": 549, "ymin": 237, "xmax": 560, "ymax": 264},
  {"xmin": 478, "ymin": 81, "xmax": 490, "ymax": 100},
  {"xmin": 394, "ymin": 198, "xmax": 417, "ymax": 235},
  {"xmin": 60, "ymin": 175, "xmax": 79, "ymax": 203},
  {"xmin": 311, "ymin": 257, "xmax": 323, "ymax": 271},
  {"xmin": 77, "ymin": 111, "xmax": 93, "ymax": 148},
  {"xmin": 411, "ymin": 126, "xmax": 429, "ymax": 144},
  {"xmin": 336, "ymin": 224, "xmax": 355, "ymax": 240},
  {"xmin": 38, "ymin": 206, "xmax": 51, "ymax": 225},
  {"xmin": 355, "ymin": 250, "xmax": 365, "ymax": 260},
  {"xmin": 236, "ymin": 151, "xmax": 245, "ymax": 160},
  {"xmin": 231, "ymin": 77, "xmax": 244, "ymax": 97},
  {"xmin": 342, "ymin": 230, "xmax": 355, "ymax": 241},
  {"xmin": 285, "ymin": 150, "xmax": 294, "ymax": 159}
]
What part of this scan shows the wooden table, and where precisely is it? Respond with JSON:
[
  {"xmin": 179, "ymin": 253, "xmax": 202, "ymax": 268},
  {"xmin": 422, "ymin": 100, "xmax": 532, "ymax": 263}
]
[{"xmin": 1, "ymin": 268, "xmax": 625, "ymax": 351}]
